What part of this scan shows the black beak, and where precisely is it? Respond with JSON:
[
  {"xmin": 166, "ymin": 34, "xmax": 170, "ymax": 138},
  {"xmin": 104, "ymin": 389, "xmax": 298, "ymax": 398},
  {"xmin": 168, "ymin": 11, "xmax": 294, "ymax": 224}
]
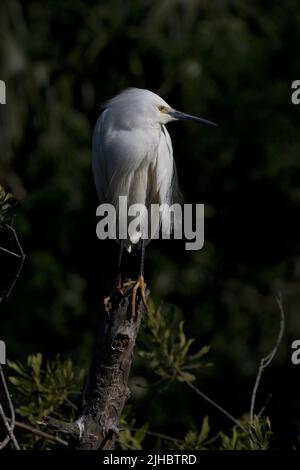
[{"xmin": 170, "ymin": 109, "xmax": 217, "ymax": 127}]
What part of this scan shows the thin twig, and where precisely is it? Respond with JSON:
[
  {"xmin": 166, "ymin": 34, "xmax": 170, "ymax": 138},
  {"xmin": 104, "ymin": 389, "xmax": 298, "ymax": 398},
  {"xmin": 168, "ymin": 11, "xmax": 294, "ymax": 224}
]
[
  {"xmin": 6, "ymin": 418, "xmax": 67, "ymax": 446},
  {"xmin": 257, "ymin": 393, "xmax": 272, "ymax": 418},
  {"xmin": 4, "ymin": 224, "xmax": 25, "ymax": 298},
  {"xmin": 248, "ymin": 294, "xmax": 285, "ymax": 449},
  {"xmin": 119, "ymin": 426, "xmax": 182, "ymax": 443},
  {"xmin": 0, "ymin": 223, "xmax": 24, "ymax": 449},
  {"xmin": 0, "ymin": 366, "xmax": 16, "ymax": 431},
  {"xmin": 0, "ymin": 246, "xmax": 21, "ymax": 258},
  {"xmin": 249, "ymin": 294, "xmax": 285, "ymax": 426},
  {"xmin": 40, "ymin": 416, "xmax": 80, "ymax": 438},
  {"xmin": 0, "ymin": 404, "xmax": 20, "ymax": 450},
  {"xmin": 0, "ymin": 370, "xmax": 13, "ymax": 449},
  {"xmin": 0, "ymin": 365, "xmax": 20, "ymax": 450},
  {"xmin": 184, "ymin": 379, "xmax": 247, "ymax": 433}
]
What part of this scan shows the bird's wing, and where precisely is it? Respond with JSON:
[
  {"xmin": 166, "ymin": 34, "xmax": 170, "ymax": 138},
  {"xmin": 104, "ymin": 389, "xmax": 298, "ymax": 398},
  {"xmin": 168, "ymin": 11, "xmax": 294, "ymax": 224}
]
[
  {"xmin": 92, "ymin": 110, "xmax": 109, "ymax": 203},
  {"xmin": 151, "ymin": 125, "xmax": 181, "ymax": 239},
  {"xmin": 156, "ymin": 125, "xmax": 176, "ymax": 205},
  {"xmin": 92, "ymin": 116, "xmax": 180, "ymax": 247},
  {"xmin": 93, "ymin": 111, "xmax": 156, "ymax": 205},
  {"xmin": 92, "ymin": 111, "xmax": 158, "ymax": 249}
]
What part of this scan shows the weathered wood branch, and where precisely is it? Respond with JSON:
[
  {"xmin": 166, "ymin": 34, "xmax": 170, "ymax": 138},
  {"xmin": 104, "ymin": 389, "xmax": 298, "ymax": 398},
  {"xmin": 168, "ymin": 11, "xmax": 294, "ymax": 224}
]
[
  {"xmin": 66, "ymin": 287, "xmax": 148, "ymax": 450},
  {"xmin": 41, "ymin": 416, "xmax": 80, "ymax": 438}
]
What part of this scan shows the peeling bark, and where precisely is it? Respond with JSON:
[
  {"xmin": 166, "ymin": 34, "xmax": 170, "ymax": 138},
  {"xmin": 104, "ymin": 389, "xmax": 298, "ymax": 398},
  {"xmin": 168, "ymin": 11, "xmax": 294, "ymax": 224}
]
[{"xmin": 69, "ymin": 288, "xmax": 147, "ymax": 450}]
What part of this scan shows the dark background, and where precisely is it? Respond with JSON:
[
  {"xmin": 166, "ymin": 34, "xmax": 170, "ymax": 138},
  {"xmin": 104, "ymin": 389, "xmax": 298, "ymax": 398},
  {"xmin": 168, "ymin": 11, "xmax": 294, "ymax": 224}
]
[{"xmin": 1, "ymin": 0, "xmax": 300, "ymax": 448}]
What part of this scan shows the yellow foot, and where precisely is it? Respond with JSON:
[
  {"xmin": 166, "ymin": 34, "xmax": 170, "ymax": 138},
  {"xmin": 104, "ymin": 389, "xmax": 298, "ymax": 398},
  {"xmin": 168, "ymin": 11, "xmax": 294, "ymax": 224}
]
[{"xmin": 122, "ymin": 276, "xmax": 147, "ymax": 318}]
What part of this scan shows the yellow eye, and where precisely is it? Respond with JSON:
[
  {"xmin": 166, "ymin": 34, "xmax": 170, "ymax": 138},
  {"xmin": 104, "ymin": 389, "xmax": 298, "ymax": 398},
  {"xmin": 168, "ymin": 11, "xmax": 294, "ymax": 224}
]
[{"xmin": 158, "ymin": 105, "xmax": 166, "ymax": 112}]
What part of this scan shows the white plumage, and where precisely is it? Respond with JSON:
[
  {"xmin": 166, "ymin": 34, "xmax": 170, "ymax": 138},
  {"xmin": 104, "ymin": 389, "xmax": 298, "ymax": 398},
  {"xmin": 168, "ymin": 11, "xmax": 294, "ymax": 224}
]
[
  {"xmin": 92, "ymin": 88, "xmax": 215, "ymax": 252},
  {"xmin": 92, "ymin": 88, "xmax": 177, "ymax": 251}
]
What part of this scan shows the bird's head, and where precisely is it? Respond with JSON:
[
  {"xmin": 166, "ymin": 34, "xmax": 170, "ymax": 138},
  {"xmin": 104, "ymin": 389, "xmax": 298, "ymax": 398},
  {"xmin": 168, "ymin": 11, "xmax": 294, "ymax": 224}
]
[{"xmin": 104, "ymin": 88, "xmax": 216, "ymax": 129}]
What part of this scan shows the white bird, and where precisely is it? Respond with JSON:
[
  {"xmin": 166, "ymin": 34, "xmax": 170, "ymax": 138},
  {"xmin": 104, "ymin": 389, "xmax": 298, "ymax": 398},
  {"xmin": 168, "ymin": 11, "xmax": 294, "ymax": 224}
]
[{"xmin": 92, "ymin": 88, "xmax": 215, "ymax": 315}]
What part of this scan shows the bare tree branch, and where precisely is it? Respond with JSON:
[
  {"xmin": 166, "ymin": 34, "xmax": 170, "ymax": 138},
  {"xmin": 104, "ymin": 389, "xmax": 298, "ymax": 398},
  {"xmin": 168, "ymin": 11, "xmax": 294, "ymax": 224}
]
[
  {"xmin": 249, "ymin": 294, "xmax": 285, "ymax": 426},
  {"xmin": 0, "ymin": 404, "xmax": 20, "ymax": 450},
  {"xmin": 0, "ymin": 246, "xmax": 22, "ymax": 258},
  {"xmin": 0, "ymin": 366, "xmax": 20, "ymax": 450},
  {"xmin": 4, "ymin": 224, "xmax": 26, "ymax": 299},
  {"xmin": 183, "ymin": 378, "xmax": 247, "ymax": 433},
  {"xmin": 7, "ymin": 418, "xmax": 67, "ymax": 446},
  {"xmin": 0, "ymin": 221, "xmax": 24, "ymax": 449},
  {"xmin": 180, "ymin": 293, "xmax": 285, "ymax": 444},
  {"xmin": 69, "ymin": 288, "xmax": 148, "ymax": 450},
  {"xmin": 257, "ymin": 393, "xmax": 272, "ymax": 418},
  {"xmin": 247, "ymin": 294, "xmax": 285, "ymax": 448},
  {"xmin": 40, "ymin": 416, "xmax": 80, "ymax": 438},
  {"xmin": 42, "ymin": 288, "xmax": 148, "ymax": 450}
]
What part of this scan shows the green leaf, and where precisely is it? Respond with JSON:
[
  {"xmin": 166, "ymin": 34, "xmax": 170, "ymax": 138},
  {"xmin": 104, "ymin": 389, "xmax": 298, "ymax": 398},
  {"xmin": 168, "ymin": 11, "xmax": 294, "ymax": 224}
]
[
  {"xmin": 198, "ymin": 416, "xmax": 210, "ymax": 443},
  {"xmin": 139, "ymin": 302, "xmax": 211, "ymax": 385},
  {"xmin": 189, "ymin": 345, "xmax": 211, "ymax": 360},
  {"xmin": 177, "ymin": 371, "xmax": 196, "ymax": 382}
]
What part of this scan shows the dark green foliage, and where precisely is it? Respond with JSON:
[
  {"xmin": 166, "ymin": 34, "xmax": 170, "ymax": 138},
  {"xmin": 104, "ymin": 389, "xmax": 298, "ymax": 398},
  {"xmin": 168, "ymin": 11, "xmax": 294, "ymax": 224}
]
[
  {"xmin": 175, "ymin": 415, "xmax": 274, "ymax": 450},
  {"xmin": 139, "ymin": 301, "xmax": 211, "ymax": 383},
  {"xmin": 117, "ymin": 405, "xmax": 148, "ymax": 451},
  {"xmin": 7, "ymin": 354, "xmax": 83, "ymax": 449},
  {"xmin": 8, "ymin": 353, "xmax": 84, "ymax": 424},
  {"xmin": 7, "ymin": 353, "xmax": 150, "ymax": 450},
  {"xmin": 1, "ymin": 0, "xmax": 300, "ymax": 449},
  {"xmin": 175, "ymin": 416, "xmax": 213, "ymax": 450},
  {"xmin": 6, "ymin": 305, "xmax": 276, "ymax": 450},
  {"xmin": 0, "ymin": 185, "xmax": 15, "ymax": 225}
]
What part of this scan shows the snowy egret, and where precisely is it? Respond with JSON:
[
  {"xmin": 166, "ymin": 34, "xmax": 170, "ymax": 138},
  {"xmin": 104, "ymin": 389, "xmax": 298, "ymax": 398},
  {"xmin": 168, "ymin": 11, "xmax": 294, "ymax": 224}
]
[{"xmin": 92, "ymin": 88, "xmax": 216, "ymax": 315}]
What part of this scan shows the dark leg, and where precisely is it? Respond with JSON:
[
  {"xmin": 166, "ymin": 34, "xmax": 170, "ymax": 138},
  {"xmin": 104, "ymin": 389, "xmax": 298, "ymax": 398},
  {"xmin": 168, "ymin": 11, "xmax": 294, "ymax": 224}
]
[
  {"xmin": 104, "ymin": 241, "xmax": 124, "ymax": 308},
  {"xmin": 116, "ymin": 241, "xmax": 124, "ymax": 289},
  {"xmin": 120, "ymin": 239, "xmax": 148, "ymax": 318},
  {"xmin": 103, "ymin": 240, "xmax": 124, "ymax": 307},
  {"xmin": 139, "ymin": 238, "xmax": 146, "ymax": 277}
]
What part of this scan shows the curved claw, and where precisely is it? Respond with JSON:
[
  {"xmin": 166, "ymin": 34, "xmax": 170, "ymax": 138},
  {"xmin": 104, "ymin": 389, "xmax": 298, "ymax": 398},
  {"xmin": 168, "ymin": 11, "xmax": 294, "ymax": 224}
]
[
  {"xmin": 131, "ymin": 276, "xmax": 147, "ymax": 318},
  {"xmin": 107, "ymin": 276, "xmax": 147, "ymax": 318}
]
